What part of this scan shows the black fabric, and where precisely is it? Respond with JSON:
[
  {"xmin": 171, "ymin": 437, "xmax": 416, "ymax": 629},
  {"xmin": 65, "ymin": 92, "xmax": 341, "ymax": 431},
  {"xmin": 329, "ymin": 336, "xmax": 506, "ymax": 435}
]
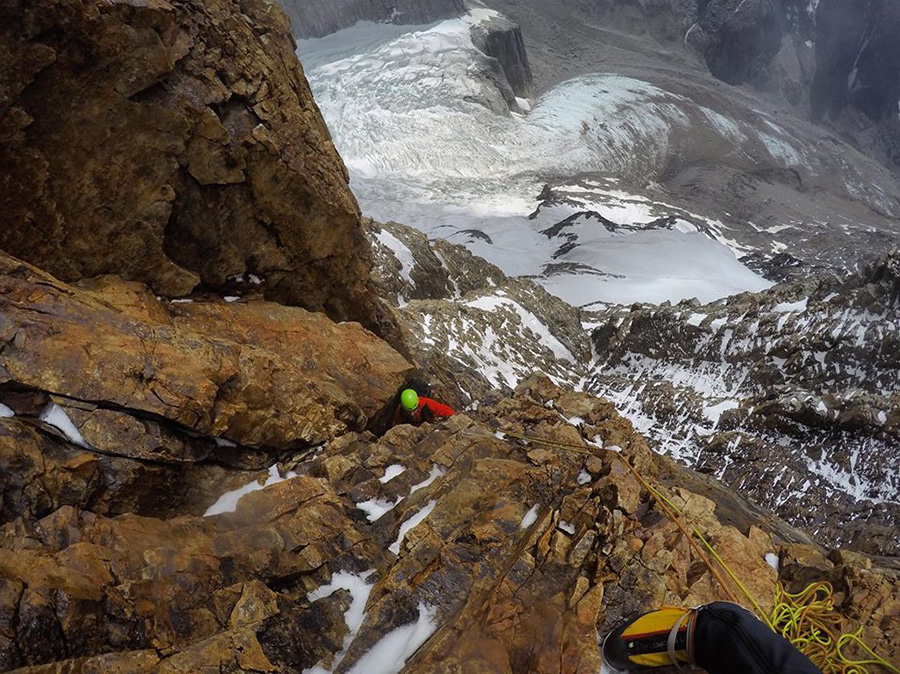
[{"xmin": 694, "ymin": 602, "xmax": 822, "ymax": 674}]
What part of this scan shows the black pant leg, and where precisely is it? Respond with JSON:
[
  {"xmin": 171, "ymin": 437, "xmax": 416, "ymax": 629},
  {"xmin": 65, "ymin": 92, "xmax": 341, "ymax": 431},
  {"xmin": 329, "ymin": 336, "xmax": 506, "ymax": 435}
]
[{"xmin": 694, "ymin": 602, "xmax": 822, "ymax": 674}]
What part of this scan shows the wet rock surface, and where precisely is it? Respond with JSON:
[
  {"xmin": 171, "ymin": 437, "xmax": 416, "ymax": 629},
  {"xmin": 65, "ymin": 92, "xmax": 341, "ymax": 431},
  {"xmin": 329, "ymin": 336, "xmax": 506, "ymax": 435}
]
[
  {"xmin": 5, "ymin": 376, "xmax": 895, "ymax": 672},
  {"xmin": 0, "ymin": 0, "xmax": 389, "ymax": 333}
]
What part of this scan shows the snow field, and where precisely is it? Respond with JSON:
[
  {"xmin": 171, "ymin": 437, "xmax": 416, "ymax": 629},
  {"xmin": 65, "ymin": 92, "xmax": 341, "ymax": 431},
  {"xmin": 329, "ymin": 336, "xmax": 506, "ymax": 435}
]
[{"xmin": 297, "ymin": 15, "xmax": 784, "ymax": 308}]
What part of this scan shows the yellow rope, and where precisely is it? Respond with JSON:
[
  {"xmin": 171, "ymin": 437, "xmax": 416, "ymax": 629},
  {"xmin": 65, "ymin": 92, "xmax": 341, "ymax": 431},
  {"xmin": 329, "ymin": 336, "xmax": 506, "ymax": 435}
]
[
  {"xmin": 497, "ymin": 428, "xmax": 899, "ymax": 673},
  {"xmin": 771, "ymin": 581, "xmax": 900, "ymax": 674}
]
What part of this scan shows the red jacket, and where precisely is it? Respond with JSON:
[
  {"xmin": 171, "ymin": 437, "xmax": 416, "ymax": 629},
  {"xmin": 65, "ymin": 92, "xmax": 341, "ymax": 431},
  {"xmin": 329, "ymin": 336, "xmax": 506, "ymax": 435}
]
[{"xmin": 392, "ymin": 397, "xmax": 455, "ymax": 427}]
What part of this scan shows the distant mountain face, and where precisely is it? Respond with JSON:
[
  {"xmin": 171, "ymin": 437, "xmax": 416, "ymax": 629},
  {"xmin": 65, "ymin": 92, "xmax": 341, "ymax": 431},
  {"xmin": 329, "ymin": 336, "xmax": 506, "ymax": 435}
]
[
  {"xmin": 583, "ymin": 251, "xmax": 900, "ymax": 555},
  {"xmin": 482, "ymin": 0, "xmax": 900, "ymax": 172},
  {"xmin": 277, "ymin": 0, "xmax": 465, "ymax": 38}
]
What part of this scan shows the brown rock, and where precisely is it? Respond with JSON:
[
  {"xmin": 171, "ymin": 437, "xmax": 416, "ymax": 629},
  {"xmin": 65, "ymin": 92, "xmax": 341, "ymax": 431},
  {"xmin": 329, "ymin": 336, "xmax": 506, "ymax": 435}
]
[
  {"xmin": 0, "ymin": 254, "xmax": 412, "ymax": 449},
  {"xmin": 0, "ymin": 0, "xmax": 389, "ymax": 333},
  {"xmin": 2, "ymin": 377, "xmax": 895, "ymax": 673}
]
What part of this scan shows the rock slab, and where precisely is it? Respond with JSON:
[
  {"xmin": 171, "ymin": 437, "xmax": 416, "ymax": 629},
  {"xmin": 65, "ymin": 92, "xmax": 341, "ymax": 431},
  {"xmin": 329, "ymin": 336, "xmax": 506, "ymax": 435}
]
[{"xmin": 0, "ymin": 0, "xmax": 389, "ymax": 332}]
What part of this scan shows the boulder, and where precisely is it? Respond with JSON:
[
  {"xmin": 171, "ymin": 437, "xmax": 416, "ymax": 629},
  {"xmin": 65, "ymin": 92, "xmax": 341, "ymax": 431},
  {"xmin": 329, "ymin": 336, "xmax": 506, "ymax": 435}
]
[{"xmin": 0, "ymin": 0, "xmax": 390, "ymax": 333}]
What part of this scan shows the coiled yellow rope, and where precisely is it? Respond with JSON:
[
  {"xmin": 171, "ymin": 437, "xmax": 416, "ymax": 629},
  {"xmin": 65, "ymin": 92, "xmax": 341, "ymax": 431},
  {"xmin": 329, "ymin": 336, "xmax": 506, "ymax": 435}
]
[
  {"xmin": 771, "ymin": 581, "xmax": 900, "ymax": 674},
  {"xmin": 497, "ymin": 429, "xmax": 899, "ymax": 673}
]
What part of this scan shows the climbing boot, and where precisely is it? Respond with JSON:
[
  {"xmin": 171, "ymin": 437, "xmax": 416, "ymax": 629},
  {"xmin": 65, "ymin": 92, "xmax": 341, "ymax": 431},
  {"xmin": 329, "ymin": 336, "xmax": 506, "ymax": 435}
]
[{"xmin": 602, "ymin": 606, "xmax": 697, "ymax": 671}]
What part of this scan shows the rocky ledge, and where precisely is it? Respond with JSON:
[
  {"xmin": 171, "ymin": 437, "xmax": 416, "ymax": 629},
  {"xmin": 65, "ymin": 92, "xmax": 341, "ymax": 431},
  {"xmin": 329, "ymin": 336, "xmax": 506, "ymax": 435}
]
[
  {"xmin": 0, "ymin": 250, "xmax": 413, "ymax": 526},
  {"xmin": 2, "ymin": 375, "xmax": 897, "ymax": 672}
]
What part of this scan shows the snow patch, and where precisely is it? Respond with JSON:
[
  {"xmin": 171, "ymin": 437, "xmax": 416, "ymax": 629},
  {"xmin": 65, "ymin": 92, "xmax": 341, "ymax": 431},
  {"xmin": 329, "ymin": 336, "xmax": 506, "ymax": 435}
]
[
  {"xmin": 304, "ymin": 570, "xmax": 376, "ymax": 674},
  {"xmin": 389, "ymin": 500, "xmax": 437, "ymax": 554},
  {"xmin": 410, "ymin": 465, "xmax": 446, "ymax": 494},
  {"xmin": 520, "ymin": 505, "xmax": 539, "ymax": 529},
  {"xmin": 40, "ymin": 403, "xmax": 89, "ymax": 448},
  {"xmin": 577, "ymin": 469, "xmax": 592, "ymax": 485},
  {"xmin": 0, "ymin": 403, "xmax": 13, "ymax": 418},
  {"xmin": 204, "ymin": 464, "xmax": 297, "ymax": 516},
  {"xmin": 345, "ymin": 602, "xmax": 439, "ymax": 674},
  {"xmin": 357, "ymin": 497, "xmax": 403, "ymax": 522},
  {"xmin": 765, "ymin": 553, "xmax": 780, "ymax": 572},
  {"xmin": 773, "ymin": 299, "xmax": 808, "ymax": 313},
  {"xmin": 380, "ymin": 464, "xmax": 407, "ymax": 483}
]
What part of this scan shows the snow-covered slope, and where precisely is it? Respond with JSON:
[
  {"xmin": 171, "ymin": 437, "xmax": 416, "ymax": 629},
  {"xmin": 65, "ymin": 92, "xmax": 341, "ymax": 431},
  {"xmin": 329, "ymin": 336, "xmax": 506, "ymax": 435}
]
[{"xmin": 297, "ymin": 9, "xmax": 899, "ymax": 308}]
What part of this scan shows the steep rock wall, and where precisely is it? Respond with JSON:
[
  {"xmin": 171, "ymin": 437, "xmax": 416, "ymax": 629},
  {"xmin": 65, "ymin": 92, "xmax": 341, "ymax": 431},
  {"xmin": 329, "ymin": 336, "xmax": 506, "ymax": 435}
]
[
  {"xmin": 0, "ymin": 0, "xmax": 391, "ymax": 332},
  {"xmin": 278, "ymin": 0, "xmax": 465, "ymax": 39},
  {"xmin": 470, "ymin": 11, "xmax": 534, "ymax": 99}
]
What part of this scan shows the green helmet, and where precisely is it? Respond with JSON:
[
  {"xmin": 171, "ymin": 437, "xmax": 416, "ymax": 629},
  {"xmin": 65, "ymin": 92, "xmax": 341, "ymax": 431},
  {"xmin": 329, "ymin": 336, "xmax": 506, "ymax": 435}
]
[{"xmin": 400, "ymin": 389, "xmax": 419, "ymax": 412}]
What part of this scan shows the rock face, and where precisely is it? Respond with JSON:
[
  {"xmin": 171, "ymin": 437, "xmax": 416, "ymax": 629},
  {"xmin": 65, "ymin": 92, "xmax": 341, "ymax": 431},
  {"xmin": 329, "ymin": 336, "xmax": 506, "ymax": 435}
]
[
  {"xmin": 0, "ymin": 251, "xmax": 413, "ymax": 527},
  {"xmin": 469, "ymin": 9, "xmax": 534, "ymax": 99},
  {"xmin": 368, "ymin": 216, "xmax": 900, "ymax": 561},
  {"xmin": 5, "ymin": 375, "xmax": 896, "ymax": 672},
  {"xmin": 278, "ymin": 0, "xmax": 466, "ymax": 39},
  {"xmin": 0, "ymin": 0, "xmax": 390, "ymax": 333},
  {"xmin": 585, "ymin": 251, "xmax": 900, "ymax": 556},
  {"xmin": 366, "ymin": 219, "xmax": 589, "ymax": 408}
]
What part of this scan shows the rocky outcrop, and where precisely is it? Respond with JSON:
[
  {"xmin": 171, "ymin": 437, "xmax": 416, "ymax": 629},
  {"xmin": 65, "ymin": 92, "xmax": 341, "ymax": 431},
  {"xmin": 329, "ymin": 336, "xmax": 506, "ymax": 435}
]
[
  {"xmin": 0, "ymin": 251, "xmax": 413, "ymax": 526},
  {"xmin": 0, "ymin": 0, "xmax": 392, "ymax": 333},
  {"xmin": 366, "ymin": 219, "xmax": 589, "ymax": 408},
  {"xmin": 279, "ymin": 0, "xmax": 466, "ymax": 39},
  {"xmin": 5, "ymin": 375, "xmax": 896, "ymax": 672},
  {"xmin": 468, "ymin": 7, "xmax": 534, "ymax": 99},
  {"xmin": 585, "ymin": 250, "xmax": 900, "ymax": 555}
]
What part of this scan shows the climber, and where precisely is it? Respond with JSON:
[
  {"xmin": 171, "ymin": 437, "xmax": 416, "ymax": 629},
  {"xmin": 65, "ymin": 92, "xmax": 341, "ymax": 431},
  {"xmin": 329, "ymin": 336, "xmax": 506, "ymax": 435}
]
[
  {"xmin": 392, "ymin": 388, "xmax": 455, "ymax": 427},
  {"xmin": 602, "ymin": 602, "xmax": 822, "ymax": 674}
]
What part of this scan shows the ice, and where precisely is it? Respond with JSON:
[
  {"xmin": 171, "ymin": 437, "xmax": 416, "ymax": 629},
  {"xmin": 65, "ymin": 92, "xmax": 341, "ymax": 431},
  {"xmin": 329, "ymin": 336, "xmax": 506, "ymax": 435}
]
[
  {"xmin": 520, "ymin": 504, "xmax": 539, "ymax": 529},
  {"xmin": 215, "ymin": 437, "xmax": 237, "ymax": 448},
  {"xmin": 380, "ymin": 464, "xmax": 407, "ymax": 483},
  {"xmin": 297, "ymin": 20, "xmax": 773, "ymax": 307},
  {"xmin": 305, "ymin": 570, "xmax": 376, "ymax": 674},
  {"xmin": 39, "ymin": 403, "xmax": 89, "ymax": 448},
  {"xmin": 345, "ymin": 602, "xmax": 438, "ymax": 674},
  {"xmin": 577, "ymin": 469, "xmax": 592, "ymax": 485},
  {"xmin": 558, "ymin": 521, "xmax": 576, "ymax": 535},
  {"xmin": 357, "ymin": 497, "xmax": 403, "ymax": 522},
  {"xmin": 410, "ymin": 464, "xmax": 446, "ymax": 494},
  {"xmin": 224, "ymin": 296, "xmax": 240, "ymax": 303},
  {"xmin": 765, "ymin": 553, "xmax": 780, "ymax": 572},
  {"xmin": 170, "ymin": 298, "xmax": 194, "ymax": 304},
  {"xmin": 0, "ymin": 403, "xmax": 13, "ymax": 418},
  {"xmin": 389, "ymin": 500, "xmax": 437, "ymax": 554},
  {"xmin": 204, "ymin": 464, "xmax": 297, "ymax": 516}
]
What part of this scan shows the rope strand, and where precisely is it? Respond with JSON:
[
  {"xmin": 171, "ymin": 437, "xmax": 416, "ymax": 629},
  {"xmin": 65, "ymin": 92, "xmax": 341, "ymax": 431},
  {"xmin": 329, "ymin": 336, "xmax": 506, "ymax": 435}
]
[{"xmin": 496, "ymin": 428, "xmax": 898, "ymax": 673}]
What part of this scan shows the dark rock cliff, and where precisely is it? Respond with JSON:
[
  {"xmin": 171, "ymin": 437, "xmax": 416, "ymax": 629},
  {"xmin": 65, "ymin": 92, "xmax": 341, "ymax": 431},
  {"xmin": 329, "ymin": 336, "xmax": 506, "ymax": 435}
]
[
  {"xmin": 0, "ymin": 0, "xmax": 394, "ymax": 335},
  {"xmin": 469, "ymin": 10, "xmax": 534, "ymax": 99},
  {"xmin": 278, "ymin": 0, "xmax": 466, "ymax": 39}
]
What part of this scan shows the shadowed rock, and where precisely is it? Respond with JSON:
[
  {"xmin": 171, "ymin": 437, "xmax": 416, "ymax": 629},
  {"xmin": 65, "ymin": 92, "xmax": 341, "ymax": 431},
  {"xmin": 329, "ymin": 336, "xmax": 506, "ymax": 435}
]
[{"xmin": 0, "ymin": 0, "xmax": 393, "ymax": 335}]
